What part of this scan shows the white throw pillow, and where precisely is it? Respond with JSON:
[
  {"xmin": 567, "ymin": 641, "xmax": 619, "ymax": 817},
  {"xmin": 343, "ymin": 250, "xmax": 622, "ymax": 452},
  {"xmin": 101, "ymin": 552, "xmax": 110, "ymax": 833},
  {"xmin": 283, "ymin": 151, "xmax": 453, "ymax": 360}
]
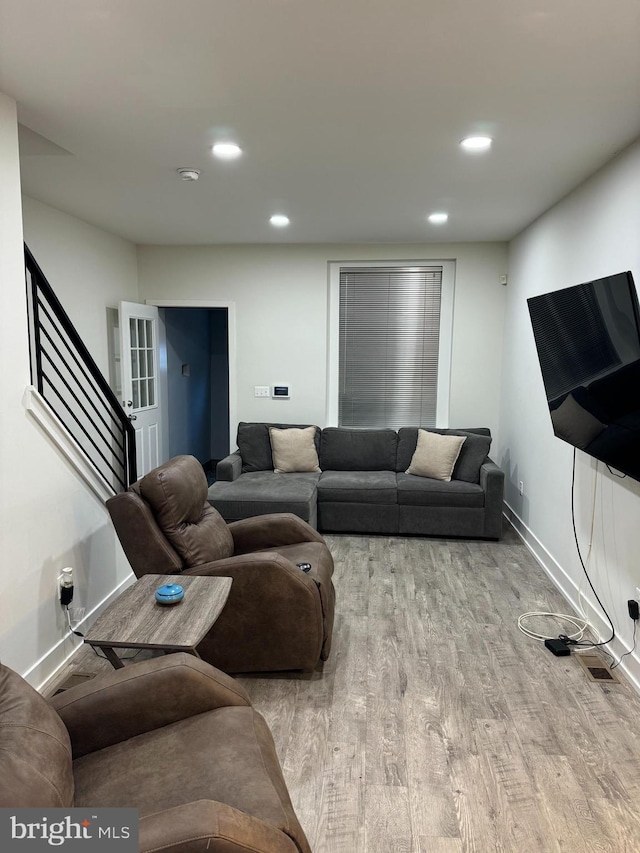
[
  {"xmin": 269, "ymin": 426, "xmax": 321, "ymax": 473},
  {"xmin": 406, "ymin": 430, "xmax": 466, "ymax": 481}
]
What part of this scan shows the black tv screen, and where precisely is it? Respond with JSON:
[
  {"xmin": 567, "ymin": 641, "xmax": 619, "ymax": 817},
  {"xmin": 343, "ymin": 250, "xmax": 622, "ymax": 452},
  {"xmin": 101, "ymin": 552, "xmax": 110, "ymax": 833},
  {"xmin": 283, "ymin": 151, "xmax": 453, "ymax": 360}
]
[{"xmin": 527, "ymin": 271, "xmax": 640, "ymax": 481}]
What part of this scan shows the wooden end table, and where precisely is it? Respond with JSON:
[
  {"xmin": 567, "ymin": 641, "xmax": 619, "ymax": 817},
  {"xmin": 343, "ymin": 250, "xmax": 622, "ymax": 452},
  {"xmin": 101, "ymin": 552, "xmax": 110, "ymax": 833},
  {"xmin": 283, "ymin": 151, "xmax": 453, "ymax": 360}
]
[{"xmin": 84, "ymin": 574, "xmax": 232, "ymax": 669}]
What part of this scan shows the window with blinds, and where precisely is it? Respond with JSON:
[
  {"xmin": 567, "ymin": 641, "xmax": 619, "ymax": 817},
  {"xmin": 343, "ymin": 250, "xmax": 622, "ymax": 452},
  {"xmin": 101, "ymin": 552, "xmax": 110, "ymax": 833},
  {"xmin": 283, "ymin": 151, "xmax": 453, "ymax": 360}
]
[{"xmin": 338, "ymin": 265, "xmax": 443, "ymax": 429}]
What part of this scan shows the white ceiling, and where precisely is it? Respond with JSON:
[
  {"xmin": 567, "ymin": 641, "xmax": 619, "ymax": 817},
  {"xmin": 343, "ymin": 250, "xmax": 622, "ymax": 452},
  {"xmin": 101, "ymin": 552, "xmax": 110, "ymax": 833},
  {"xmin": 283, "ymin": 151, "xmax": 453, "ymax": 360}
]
[{"xmin": 1, "ymin": 0, "xmax": 639, "ymax": 245}]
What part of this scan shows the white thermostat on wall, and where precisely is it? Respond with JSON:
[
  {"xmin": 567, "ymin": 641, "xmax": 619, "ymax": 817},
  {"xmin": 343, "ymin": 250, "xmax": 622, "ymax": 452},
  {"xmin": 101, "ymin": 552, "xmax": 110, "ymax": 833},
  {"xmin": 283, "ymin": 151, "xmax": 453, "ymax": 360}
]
[{"xmin": 271, "ymin": 384, "xmax": 291, "ymax": 399}]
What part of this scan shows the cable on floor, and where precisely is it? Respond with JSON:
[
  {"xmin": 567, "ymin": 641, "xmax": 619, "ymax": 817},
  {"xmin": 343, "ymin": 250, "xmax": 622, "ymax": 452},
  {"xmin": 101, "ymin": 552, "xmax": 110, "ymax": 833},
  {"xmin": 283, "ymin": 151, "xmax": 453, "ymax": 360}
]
[
  {"xmin": 516, "ymin": 451, "xmax": 615, "ymax": 658},
  {"xmin": 517, "ymin": 611, "xmax": 589, "ymax": 642}
]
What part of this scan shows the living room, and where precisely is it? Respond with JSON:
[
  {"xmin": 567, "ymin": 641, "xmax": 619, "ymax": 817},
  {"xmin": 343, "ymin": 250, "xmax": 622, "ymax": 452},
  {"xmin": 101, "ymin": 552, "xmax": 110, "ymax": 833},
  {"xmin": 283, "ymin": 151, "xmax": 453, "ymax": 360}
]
[{"xmin": 2, "ymin": 1, "xmax": 640, "ymax": 850}]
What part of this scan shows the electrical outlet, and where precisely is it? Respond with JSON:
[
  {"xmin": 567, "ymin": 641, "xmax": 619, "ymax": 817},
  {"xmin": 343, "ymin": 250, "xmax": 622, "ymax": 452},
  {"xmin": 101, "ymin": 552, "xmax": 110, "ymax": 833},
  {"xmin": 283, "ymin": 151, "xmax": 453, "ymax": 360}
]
[
  {"xmin": 254, "ymin": 386, "xmax": 270, "ymax": 398},
  {"xmin": 636, "ymin": 587, "xmax": 640, "ymax": 604},
  {"xmin": 519, "ymin": 480, "xmax": 524, "ymax": 496},
  {"xmin": 69, "ymin": 607, "xmax": 85, "ymax": 623}
]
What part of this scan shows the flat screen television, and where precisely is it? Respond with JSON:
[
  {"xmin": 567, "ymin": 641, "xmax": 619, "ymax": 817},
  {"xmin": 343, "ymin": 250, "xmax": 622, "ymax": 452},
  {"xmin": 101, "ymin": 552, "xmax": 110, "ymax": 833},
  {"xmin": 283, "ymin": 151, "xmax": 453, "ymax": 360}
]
[{"xmin": 527, "ymin": 271, "xmax": 640, "ymax": 482}]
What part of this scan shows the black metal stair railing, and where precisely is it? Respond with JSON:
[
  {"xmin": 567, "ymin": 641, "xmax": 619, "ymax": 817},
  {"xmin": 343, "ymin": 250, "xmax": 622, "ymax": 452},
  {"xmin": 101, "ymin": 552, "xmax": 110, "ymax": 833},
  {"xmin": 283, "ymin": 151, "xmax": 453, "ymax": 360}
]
[{"xmin": 25, "ymin": 245, "xmax": 136, "ymax": 494}]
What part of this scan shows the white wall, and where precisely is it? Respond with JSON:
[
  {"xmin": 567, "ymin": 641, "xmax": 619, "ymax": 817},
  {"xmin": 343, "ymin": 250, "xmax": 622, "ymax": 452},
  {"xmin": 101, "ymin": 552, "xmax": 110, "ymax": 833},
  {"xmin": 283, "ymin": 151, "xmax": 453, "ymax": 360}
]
[
  {"xmin": 22, "ymin": 195, "xmax": 138, "ymax": 375},
  {"xmin": 499, "ymin": 140, "xmax": 640, "ymax": 684},
  {"xmin": 137, "ymin": 242, "xmax": 508, "ymax": 442},
  {"xmin": 0, "ymin": 99, "xmax": 139, "ymax": 687}
]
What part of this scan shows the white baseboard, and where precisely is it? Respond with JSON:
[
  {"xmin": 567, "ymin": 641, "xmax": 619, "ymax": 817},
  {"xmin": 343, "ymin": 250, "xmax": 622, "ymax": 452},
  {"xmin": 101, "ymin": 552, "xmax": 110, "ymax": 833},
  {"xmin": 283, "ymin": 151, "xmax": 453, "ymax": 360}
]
[
  {"xmin": 503, "ymin": 503, "xmax": 640, "ymax": 694},
  {"xmin": 28, "ymin": 575, "xmax": 135, "ymax": 693}
]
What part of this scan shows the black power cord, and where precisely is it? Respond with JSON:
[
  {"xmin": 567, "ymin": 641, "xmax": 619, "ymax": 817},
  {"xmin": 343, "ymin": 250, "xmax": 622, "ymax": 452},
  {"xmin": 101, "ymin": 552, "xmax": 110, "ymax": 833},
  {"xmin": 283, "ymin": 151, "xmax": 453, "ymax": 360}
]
[
  {"xmin": 611, "ymin": 601, "xmax": 639, "ymax": 670},
  {"xmin": 612, "ymin": 621, "xmax": 637, "ymax": 670},
  {"xmin": 560, "ymin": 450, "xmax": 615, "ymax": 650},
  {"xmin": 64, "ymin": 605, "xmax": 85, "ymax": 638}
]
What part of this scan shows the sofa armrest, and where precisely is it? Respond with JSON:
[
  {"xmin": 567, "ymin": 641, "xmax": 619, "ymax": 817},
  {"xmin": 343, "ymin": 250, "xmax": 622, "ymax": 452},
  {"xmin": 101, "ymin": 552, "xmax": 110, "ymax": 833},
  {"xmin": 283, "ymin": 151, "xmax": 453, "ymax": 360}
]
[
  {"xmin": 228, "ymin": 512, "xmax": 326, "ymax": 554},
  {"xmin": 139, "ymin": 800, "xmax": 301, "ymax": 853},
  {"xmin": 216, "ymin": 452, "xmax": 243, "ymax": 482},
  {"xmin": 50, "ymin": 654, "xmax": 250, "ymax": 759},
  {"xmin": 480, "ymin": 459, "xmax": 505, "ymax": 539},
  {"xmin": 479, "ymin": 458, "xmax": 504, "ymax": 492}
]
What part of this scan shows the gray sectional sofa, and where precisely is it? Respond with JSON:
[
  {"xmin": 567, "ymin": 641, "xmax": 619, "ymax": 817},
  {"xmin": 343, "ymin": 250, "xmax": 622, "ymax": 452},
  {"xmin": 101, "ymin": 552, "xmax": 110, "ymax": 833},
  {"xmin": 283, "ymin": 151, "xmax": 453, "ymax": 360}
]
[{"xmin": 208, "ymin": 423, "xmax": 504, "ymax": 539}]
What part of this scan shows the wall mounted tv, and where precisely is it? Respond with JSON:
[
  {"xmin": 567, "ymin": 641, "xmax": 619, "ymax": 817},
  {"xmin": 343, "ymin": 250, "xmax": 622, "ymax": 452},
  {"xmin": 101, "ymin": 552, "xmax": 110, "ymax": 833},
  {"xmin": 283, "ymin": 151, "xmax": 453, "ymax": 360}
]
[{"xmin": 527, "ymin": 271, "xmax": 640, "ymax": 482}]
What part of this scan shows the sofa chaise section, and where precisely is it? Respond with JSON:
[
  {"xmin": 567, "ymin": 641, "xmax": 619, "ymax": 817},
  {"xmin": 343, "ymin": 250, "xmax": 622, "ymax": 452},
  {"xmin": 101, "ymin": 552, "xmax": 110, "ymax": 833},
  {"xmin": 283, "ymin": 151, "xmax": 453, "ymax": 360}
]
[{"xmin": 211, "ymin": 422, "xmax": 321, "ymax": 526}]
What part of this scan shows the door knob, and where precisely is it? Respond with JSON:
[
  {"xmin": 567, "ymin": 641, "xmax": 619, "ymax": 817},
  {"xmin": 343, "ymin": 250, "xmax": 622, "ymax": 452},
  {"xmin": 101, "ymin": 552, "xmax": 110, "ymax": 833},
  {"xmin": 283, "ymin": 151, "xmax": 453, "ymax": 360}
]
[
  {"xmin": 128, "ymin": 414, "xmax": 137, "ymax": 421},
  {"xmin": 123, "ymin": 400, "xmax": 133, "ymax": 407}
]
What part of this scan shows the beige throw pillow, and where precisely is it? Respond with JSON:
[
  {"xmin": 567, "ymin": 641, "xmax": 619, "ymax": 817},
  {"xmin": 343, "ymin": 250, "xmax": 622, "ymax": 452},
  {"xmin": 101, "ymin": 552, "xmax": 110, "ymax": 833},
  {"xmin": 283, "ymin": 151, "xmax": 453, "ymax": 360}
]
[
  {"xmin": 269, "ymin": 426, "xmax": 321, "ymax": 473},
  {"xmin": 406, "ymin": 429, "xmax": 466, "ymax": 481}
]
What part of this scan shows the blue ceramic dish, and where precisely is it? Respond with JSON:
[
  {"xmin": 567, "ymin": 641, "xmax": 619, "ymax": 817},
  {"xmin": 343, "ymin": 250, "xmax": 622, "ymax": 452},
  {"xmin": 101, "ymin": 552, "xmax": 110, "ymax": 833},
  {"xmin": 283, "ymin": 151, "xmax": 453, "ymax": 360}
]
[{"xmin": 155, "ymin": 583, "xmax": 184, "ymax": 605}]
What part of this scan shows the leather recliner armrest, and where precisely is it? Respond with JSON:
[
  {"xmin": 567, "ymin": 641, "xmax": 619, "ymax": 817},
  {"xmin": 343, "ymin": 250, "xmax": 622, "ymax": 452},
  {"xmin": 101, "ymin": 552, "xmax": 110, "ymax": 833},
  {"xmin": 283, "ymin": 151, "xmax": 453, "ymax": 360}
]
[
  {"xmin": 228, "ymin": 513, "xmax": 326, "ymax": 554},
  {"xmin": 50, "ymin": 654, "xmax": 250, "ymax": 759},
  {"xmin": 182, "ymin": 551, "xmax": 320, "ymax": 597},
  {"xmin": 139, "ymin": 800, "xmax": 302, "ymax": 853}
]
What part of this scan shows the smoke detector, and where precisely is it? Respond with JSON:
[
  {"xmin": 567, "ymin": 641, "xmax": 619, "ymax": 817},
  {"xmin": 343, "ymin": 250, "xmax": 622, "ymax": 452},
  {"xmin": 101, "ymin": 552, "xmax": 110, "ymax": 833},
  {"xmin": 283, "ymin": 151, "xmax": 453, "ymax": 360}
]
[{"xmin": 177, "ymin": 167, "xmax": 200, "ymax": 182}]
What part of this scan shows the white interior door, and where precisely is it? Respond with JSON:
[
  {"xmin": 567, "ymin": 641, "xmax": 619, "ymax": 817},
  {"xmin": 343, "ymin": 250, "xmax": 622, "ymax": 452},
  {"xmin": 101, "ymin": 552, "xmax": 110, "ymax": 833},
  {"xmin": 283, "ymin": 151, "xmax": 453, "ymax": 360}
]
[{"xmin": 119, "ymin": 301, "xmax": 165, "ymax": 477}]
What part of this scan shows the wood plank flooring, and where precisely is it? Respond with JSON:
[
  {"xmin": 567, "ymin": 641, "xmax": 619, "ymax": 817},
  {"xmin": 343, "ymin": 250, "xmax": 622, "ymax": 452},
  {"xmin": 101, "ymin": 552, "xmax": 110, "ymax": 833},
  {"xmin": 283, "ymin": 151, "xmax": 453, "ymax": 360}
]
[{"xmin": 53, "ymin": 526, "xmax": 640, "ymax": 852}]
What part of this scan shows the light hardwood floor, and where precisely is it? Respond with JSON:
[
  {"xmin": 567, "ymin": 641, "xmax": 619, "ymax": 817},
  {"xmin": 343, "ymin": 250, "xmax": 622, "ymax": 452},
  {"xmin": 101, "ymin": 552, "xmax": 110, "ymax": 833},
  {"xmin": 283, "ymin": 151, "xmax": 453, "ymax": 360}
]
[{"xmin": 55, "ymin": 526, "xmax": 640, "ymax": 852}]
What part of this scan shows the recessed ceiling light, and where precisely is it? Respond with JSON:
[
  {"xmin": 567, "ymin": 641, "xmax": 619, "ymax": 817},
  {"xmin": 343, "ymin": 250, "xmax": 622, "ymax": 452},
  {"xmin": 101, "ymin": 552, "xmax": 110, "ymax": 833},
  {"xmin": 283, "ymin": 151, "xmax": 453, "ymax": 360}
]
[
  {"xmin": 270, "ymin": 214, "xmax": 290, "ymax": 227},
  {"xmin": 428, "ymin": 212, "xmax": 448, "ymax": 224},
  {"xmin": 460, "ymin": 135, "xmax": 492, "ymax": 152},
  {"xmin": 212, "ymin": 142, "xmax": 242, "ymax": 160}
]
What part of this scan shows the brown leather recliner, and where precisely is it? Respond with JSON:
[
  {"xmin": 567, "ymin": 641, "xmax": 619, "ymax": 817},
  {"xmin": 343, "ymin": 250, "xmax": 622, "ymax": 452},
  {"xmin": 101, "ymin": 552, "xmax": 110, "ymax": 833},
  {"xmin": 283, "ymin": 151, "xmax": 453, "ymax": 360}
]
[
  {"xmin": 106, "ymin": 455, "xmax": 335, "ymax": 673},
  {"xmin": 0, "ymin": 654, "xmax": 311, "ymax": 853}
]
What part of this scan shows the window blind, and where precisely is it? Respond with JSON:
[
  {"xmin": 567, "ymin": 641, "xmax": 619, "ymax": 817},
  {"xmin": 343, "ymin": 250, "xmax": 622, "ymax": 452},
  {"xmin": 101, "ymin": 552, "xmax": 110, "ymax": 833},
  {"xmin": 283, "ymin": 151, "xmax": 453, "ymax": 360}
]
[{"xmin": 339, "ymin": 266, "xmax": 443, "ymax": 429}]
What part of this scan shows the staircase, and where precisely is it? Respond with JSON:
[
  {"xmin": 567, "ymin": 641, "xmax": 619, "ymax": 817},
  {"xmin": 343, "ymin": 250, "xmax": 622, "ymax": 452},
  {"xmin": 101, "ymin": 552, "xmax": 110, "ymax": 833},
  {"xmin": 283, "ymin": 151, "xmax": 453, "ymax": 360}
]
[{"xmin": 24, "ymin": 245, "xmax": 136, "ymax": 498}]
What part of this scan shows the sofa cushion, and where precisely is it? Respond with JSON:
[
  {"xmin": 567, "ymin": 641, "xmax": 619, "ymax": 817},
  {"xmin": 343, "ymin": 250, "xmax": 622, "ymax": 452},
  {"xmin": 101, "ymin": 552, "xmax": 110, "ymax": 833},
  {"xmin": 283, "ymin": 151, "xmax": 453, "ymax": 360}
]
[
  {"xmin": 0, "ymin": 665, "xmax": 74, "ymax": 808},
  {"xmin": 317, "ymin": 470, "xmax": 397, "ymax": 503},
  {"xmin": 140, "ymin": 455, "xmax": 234, "ymax": 567},
  {"xmin": 406, "ymin": 430, "xmax": 466, "ymax": 481},
  {"xmin": 397, "ymin": 473, "xmax": 485, "ymax": 507},
  {"xmin": 452, "ymin": 431, "xmax": 493, "ymax": 483},
  {"xmin": 320, "ymin": 428, "xmax": 397, "ymax": 471},
  {"xmin": 269, "ymin": 426, "xmax": 321, "ymax": 473},
  {"xmin": 238, "ymin": 423, "xmax": 321, "ymax": 473},
  {"xmin": 397, "ymin": 427, "xmax": 492, "ymax": 483},
  {"xmin": 208, "ymin": 472, "xmax": 320, "ymax": 522}
]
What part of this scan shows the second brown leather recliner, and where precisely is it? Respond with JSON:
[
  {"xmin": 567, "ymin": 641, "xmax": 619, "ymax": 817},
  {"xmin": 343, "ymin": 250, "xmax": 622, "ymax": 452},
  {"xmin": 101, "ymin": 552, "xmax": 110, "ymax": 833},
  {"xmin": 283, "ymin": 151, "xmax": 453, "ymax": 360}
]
[
  {"xmin": 0, "ymin": 654, "xmax": 312, "ymax": 853},
  {"xmin": 106, "ymin": 455, "xmax": 335, "ymax": 673}
]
